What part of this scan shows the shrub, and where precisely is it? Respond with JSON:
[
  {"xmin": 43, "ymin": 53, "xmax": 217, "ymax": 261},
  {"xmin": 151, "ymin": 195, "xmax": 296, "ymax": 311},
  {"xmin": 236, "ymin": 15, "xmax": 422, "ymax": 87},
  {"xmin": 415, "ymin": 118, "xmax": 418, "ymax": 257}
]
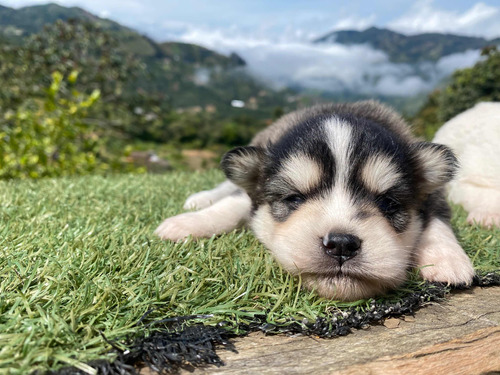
[
  {"xmin": 439, "ymin": 46, "xmax": 500, "ymax": 122},
  {"xmin": 0, "ymin": 72, "xmax": 120, "ymax": 179},
  {"xmin": 413, "ymin": 46, "xmax": 500, "ymax": 139}
]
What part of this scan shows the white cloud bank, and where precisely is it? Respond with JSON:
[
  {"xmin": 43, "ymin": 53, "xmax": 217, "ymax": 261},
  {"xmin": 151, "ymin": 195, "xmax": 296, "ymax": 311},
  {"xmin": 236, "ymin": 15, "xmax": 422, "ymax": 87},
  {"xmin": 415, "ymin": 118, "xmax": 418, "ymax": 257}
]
[
  {"xmin": 175, "ymin": 27, "xmax": 483, "ymax": 97},
  {"xmin": 152, "ymin": 1, "xmax": 497, "ymax": 97}
]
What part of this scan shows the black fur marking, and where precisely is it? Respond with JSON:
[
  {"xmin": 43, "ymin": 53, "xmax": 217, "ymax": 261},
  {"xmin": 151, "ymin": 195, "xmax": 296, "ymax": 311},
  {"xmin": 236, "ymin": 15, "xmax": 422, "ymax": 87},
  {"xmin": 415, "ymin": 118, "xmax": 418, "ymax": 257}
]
[
  {"xmin": 335, "ymin": 115, "xmax": 423, "ymax": 233},
  {"xmin": 259, "ymin": 113, "xmax": 423, "ymax": 229},
  {"xmin": 221, "ymin": 146, "xmax": 265, "ymax": 199},
  {"xmin": 262, "ymin": 117, "xmax": 337, "ymax": 222},
  {"xmin": 419, "ymin": 188, "xmax": 452, "ymax": 229}
]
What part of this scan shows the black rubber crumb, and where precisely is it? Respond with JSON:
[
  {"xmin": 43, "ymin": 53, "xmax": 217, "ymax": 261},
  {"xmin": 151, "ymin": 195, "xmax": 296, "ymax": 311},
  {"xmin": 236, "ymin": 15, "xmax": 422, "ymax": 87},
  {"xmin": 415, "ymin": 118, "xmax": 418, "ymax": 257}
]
[{"xmin": 48, "ymin": 271, "xmax": 500, "ymax": 375}]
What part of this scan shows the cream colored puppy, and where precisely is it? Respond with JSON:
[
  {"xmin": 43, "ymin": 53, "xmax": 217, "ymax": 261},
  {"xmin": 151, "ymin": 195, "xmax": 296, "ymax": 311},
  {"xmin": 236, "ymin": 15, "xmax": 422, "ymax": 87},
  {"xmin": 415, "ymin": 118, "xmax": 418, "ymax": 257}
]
[{"xmin": 433, "ymin": 102, "xmax": 500, "ymax": 227}]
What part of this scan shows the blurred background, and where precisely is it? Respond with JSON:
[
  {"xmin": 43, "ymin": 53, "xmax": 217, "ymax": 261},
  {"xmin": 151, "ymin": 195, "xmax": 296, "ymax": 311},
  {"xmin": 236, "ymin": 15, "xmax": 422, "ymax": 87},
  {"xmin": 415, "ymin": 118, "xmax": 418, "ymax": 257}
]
[{"xmin": 0, "ymin": 0, "xmax": 499, "ymax": 178}]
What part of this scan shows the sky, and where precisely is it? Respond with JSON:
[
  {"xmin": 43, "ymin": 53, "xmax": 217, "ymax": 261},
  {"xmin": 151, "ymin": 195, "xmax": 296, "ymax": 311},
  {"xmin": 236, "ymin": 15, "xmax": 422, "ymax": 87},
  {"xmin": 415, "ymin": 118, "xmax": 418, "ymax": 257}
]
[
  {"xmin": 3, "ymin": 0, "xmax": 500, "ymax": 96},
  {"xmin": 4, "ymin": 0, "xmax": 500, "ymax": 41}
]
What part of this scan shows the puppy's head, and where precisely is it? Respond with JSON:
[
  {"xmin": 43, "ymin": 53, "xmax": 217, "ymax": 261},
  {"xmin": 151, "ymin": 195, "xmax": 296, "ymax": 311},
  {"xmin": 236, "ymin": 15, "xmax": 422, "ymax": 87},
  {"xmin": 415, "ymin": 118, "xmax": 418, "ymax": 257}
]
[{"xmin": 222, "ymin": 115, "xmax": 457, "ymax": 301}]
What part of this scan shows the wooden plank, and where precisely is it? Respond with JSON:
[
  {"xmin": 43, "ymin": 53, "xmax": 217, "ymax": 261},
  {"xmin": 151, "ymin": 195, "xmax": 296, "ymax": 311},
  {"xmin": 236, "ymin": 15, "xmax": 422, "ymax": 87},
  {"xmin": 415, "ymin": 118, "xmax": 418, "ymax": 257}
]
[{"xmin": 338, "ymin": 326, "xmax": 500, "ymax": 375}]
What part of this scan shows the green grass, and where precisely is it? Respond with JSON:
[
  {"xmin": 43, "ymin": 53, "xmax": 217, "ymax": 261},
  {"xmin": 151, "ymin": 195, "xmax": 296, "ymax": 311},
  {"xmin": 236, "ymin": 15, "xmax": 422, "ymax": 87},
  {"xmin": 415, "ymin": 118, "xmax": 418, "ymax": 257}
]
[{"xmin": 1, "ymin": 171, "xmax": 499, "ymax": 374}]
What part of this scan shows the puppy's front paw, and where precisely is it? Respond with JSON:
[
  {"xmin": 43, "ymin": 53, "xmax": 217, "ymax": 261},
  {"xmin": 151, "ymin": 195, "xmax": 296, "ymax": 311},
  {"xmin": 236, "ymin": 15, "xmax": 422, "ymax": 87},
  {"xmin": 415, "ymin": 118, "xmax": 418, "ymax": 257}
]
[
  {"xmin": 155, "ymin": 213, "xmax": 211, "ymax": 241},
  {"xmin": 183, "ymin": 191, "xmax": 216, "ymax": 210},
  {"xmin": 467, "ymin": 211, "xmax": 500, "ymax": 228},
  {"xmin": 418, "ymin": 244, "xmax": 475, "ymax": 286},
  {"xmin": 417, "ymin": 218, "xmax": 475, "ymax": 286}
]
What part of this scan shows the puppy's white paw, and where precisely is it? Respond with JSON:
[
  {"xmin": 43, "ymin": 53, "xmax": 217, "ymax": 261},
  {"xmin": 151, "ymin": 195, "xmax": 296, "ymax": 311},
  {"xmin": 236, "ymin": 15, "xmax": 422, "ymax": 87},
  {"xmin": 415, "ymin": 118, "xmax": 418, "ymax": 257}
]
[
  {"xmin": 419, "ymin": 247, "xmax": 475, "ymax": 286},
  {"xmin": 417, "ymin": 218, "xmax": 475, "ymax": 285},
  {"xmin": 183, "ymin": 191, "xmax": 217, "ymax": 210},
  {"xmin": 467, "ymin": 211, "xmax": 500, "ymax": 228},
  {"xmin": 155, "ymin": 212, "xmax": 212, "ymax": 241}
]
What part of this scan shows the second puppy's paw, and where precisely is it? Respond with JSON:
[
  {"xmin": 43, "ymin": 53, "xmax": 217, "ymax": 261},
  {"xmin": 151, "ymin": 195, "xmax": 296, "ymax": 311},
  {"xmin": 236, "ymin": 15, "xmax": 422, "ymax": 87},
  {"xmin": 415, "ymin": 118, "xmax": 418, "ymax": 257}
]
[{"xmin": 467, "ymin": 210, "xmax": 500, "ymax": 228}]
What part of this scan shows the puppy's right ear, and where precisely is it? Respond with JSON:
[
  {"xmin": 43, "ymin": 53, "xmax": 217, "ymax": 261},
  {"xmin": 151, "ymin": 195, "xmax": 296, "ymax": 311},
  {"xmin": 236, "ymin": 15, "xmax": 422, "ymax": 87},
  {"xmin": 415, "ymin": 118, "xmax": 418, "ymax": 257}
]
[{"xmin": 221, "ymin": 146, "xmax": 265, "ymax": 193}]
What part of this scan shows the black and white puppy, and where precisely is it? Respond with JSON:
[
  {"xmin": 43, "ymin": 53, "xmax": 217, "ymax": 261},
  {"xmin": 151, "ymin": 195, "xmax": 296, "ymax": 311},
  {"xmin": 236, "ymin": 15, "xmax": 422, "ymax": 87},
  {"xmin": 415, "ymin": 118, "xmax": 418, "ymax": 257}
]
[{"xmin": 156, "ymin": 101, "xmax": 474, "ymax": 301}]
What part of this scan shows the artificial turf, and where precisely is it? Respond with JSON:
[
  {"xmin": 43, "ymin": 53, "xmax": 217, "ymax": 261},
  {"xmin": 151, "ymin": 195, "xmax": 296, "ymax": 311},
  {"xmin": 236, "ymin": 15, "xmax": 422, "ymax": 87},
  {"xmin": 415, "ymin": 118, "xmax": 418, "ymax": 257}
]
[{"xmin": 1, "ymin": 171, "xmax": 499, "ymax": 374}]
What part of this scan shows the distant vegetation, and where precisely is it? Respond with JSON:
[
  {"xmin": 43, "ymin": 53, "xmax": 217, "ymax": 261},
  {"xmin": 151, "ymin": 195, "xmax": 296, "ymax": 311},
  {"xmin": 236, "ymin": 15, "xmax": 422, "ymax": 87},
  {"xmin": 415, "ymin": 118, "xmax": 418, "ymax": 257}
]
[
  {"xmin": 0, "ymin": 72, "xmax": 121, "ymax": 179},
  {"xmin": 412, "ymin": 46, "xmax": 500, "ymax": 140},
  {"xmin": 0, "ymin": 12, "xmax": 295, "ymax": 178},
  {"xmin": 0, "ymin": 3, "xmax": 294, "ymax": 114}
]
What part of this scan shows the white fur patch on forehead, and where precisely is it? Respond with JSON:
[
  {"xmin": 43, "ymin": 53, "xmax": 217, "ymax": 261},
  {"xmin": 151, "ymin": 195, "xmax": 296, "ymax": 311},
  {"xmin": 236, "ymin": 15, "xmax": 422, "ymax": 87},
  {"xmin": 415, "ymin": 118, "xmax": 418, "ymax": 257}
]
[
  {"xmin": 361, "ymin": 154, "xmax": 402, "ymax": 194},
  {"xmin": 323, "ymin": 118, "xmax": 353, "ymax": 185},
  {"xmin": 279, "ymin": 154, "xmax": 322, "ymax": 193}
]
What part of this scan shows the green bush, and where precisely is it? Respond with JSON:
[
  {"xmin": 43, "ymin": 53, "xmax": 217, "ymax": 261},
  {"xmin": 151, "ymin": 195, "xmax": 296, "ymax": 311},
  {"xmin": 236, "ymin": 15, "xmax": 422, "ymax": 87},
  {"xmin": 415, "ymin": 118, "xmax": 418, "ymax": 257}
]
[
  {"xmin": 411, "ymin": 90, "xmax": 440, "ymax": 140},
  {"xmin": 413, "ymin": 46, "xmax": 500, "ymax": 139},
  {"xmin": 439, "ymin": 46, "xmax": 500, "ymax": 122},
  {"xmin": 0, "ymin": 72, "xmax": 120, "ymax": 179}
]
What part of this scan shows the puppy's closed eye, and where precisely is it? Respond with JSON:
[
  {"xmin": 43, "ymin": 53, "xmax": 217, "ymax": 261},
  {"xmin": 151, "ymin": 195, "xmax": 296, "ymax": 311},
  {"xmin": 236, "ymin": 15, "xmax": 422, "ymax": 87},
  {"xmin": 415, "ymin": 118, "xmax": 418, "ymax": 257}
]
[
  {"xmin": 282, "ymin": 194, "xmax": 306, "ymax": 209},
  {"xmin": 376, "ymin": 195, "xmax": 400, "ymax": 216}
]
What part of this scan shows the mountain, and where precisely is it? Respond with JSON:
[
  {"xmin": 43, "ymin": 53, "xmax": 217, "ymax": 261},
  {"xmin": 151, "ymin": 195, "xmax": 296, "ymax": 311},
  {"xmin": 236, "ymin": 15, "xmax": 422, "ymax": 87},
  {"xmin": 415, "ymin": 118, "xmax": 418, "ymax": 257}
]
[
  {"xmin": 0, "ymin": 3, "xmax": 295, "ymax": 118},
  {"xmin": 0, "ymin": 3, "xmax": 167, "ymax": 58},
  {"xmin": 159, "ymin": 42, "xmax": 246, "ymax": 68},
  {"xmin": 314, "ymin": 27, "xmax": 497, "ymax": 63},
  {"xmin": 0, "ymin": 3, "xmax": 117, "ymax": 42},
  {"xmin": 0, "ymin": 3, "xmax": 243, "ymax": 66},
  {"xmin": 4, "ymin": 3, "xmax": 497, "ymax": 117}
]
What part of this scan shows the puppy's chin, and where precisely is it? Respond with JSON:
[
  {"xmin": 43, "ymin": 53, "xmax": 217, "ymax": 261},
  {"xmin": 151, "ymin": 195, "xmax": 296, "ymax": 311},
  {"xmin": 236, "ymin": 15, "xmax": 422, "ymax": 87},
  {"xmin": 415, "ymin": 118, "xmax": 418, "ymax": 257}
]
[{"xmin": 300, "ymin": 272, "xmax": 401, "ymax": 301}]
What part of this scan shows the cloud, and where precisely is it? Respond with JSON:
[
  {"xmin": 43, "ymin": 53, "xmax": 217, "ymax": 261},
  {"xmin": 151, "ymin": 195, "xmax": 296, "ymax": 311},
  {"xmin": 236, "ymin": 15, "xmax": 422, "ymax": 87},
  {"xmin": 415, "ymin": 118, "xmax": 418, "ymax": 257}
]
[
  {"xmin": 388, "ymin": 0, "xmax": 500, "ymax": 38},
  {"xmin": 331, "ymin": 14, "xmax": 377, "ymax": 32},
  {"xmin": 174, "ymin": 27, "xmax": 483, "ymax": 97},
  {"xmin": 435, "ymin": 49, "xmax": 483, "ymax": 74}
]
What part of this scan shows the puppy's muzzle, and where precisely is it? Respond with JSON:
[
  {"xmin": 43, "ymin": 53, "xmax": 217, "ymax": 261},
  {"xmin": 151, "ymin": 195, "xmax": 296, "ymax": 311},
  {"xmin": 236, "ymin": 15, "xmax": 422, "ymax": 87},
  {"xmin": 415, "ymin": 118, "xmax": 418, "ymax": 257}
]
[{"xmin": 322, "ymin": 233, "xmax": 361, "ymax": 264}]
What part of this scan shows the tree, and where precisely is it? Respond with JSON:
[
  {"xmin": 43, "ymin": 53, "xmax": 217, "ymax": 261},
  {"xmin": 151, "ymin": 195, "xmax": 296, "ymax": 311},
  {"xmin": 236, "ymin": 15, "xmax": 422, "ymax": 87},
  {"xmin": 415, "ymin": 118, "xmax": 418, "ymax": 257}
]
[
  {"xmin": 0, "ymin": 19, "xmax": 141, "ymax": 110},
  {"xmin": 439, "ymin": 46, "xmax": 500, "ymax": 122},
  {"xmin": 0, "ymin": 72, "xmax": 114, "ymax": 179},
  {"xmin": 412, "ymin": 46, "xmax": 500, "ymax": 140}
]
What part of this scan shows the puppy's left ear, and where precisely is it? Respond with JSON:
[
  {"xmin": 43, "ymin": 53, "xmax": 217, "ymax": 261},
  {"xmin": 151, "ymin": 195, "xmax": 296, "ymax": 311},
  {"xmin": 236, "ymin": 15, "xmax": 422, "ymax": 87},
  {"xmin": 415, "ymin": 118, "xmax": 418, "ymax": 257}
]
[
  {"xmin": 221, "ymin": 146, "xmax": 265, "ymax": 194},
  {"xmin": 412, "ymin": 142, "xmax": 458, "ymax": 195}
]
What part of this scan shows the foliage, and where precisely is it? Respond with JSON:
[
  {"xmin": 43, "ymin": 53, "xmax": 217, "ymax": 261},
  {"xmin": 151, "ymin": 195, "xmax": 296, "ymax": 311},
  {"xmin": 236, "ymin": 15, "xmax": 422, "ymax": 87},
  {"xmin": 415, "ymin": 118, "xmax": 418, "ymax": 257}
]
[
  {"xmin": 438, "ymin": 46, "xmax": 500, "ymax": 122},
  {"xmin": 0, "ymin": 18, "xmax": 278, "ymax": 179},
  {"xmin": 412, "ymin": 46, "xmax": 500, "ymax": 140},
  {"xmin": 411, "ymin": 90, "xmax": 441, "ymax": 139},
  {"xmin": 0, "ymin": 72, "xmax": 130, "ymax": 179},
  {"xmin": 0, "ymin": 19, "xmax": 141, "ymax": 110}
]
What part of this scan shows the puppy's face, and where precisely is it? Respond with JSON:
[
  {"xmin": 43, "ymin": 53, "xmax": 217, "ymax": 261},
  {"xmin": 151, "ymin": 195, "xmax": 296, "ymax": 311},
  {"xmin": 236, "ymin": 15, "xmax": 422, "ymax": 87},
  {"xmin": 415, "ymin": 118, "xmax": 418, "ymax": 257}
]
[{"xmin": 222, "ymin": 115, "xmax": 457, "ymax": 301}]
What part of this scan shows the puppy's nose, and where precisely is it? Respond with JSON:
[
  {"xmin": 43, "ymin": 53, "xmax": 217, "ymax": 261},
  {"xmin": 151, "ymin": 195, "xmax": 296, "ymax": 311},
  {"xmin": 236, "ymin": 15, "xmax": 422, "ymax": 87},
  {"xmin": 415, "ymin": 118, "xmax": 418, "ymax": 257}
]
[{"xmin": 322, "ymin": 233, "xmax": 361, "ymax": 262}]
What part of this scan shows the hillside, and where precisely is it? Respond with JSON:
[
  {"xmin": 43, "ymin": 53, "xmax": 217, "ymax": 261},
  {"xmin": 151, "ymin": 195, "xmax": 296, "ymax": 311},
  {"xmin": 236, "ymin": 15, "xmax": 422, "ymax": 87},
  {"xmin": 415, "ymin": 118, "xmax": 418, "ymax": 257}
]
[
  {"xmin": 314, "ymin": 27, "xmax": 497, "ymax": 63},
  {"xmin": 0, "ymin": 3, "xmax": 241, "ymax": 64},
  {"xmin": 0, "ymin": 3, "xmax": 292, "ymax": 117},
  {"xmin": 0, "ymin": 3, "xmax": 121, "ymax": 43}
]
